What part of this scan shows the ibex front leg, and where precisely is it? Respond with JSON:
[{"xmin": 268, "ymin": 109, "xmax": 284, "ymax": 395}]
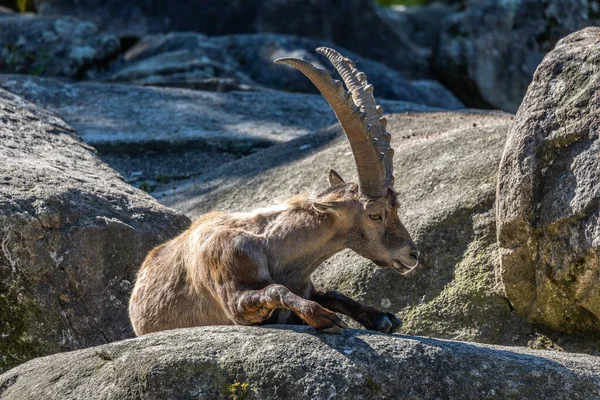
[
  {"xmin": 229, "ymin": 284, "xmax": 348, "ymax": 333},
  {"xmin": 312, "ymin": 291, "xmax": 401, "ymax": 334}
]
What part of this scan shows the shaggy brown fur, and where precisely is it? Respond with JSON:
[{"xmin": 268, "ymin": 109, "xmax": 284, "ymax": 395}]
[{"xmin": 129, "ymin": 170, "xmax": 419, "ymax": 335}]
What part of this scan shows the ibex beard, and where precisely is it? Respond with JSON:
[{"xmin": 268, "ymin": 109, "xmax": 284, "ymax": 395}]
[{"xmin": 129, "ymin": 47, "xmax": 421, "ymax": 336}]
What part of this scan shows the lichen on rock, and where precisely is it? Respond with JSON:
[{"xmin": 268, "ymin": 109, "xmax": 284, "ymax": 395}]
[{"xmin": 497, "ymin": 27, "xmax": 600, "ymax": 334}]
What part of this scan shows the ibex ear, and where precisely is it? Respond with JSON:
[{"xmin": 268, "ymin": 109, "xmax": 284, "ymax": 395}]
[
  {"xmin": 328, "ymin": 169, "xmax": 345, "ymax": 187},
  {"xmin": 313, "ymin": 201, "xmax": 343, "ymax": 214}
]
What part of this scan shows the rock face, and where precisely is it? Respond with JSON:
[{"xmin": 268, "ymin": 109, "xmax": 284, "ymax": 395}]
[
  {"xmin": 0, "ymin": 89, "xmax": 190, "ymax": 372},
  {"xmin": 496, "ymin": 28, "xmax": 600, "ymax": 334},
  {"xmin": 34, "ymin": 0, "xmax": 431, "ymax": 79},
  {"xmin": 157, "ymin": 110, "xmax": 533, "ymax": 345},
  {"xmin": 0, "ymin": 74, "xmax": 438, "ymax": 187},
  {"xmin": 377, "ymin": 3, "xmax": 455, "ymax": 49},
  {"xmin": 1, "ymin": 326, "xmax": 599, "ymax": 400},
  {"xmin": 0, "ymin": 15, "xmax": 119, "ymax": 78},
  {"xmin": 106, "ymin": 33, "xmax": 463, "ymax": 109},
  {"xmin": 435, "ymin": 0, "xmax": 600, "ymax": 112},
  {"xmin": 253, "ymin": 0, "xmax": 431, "ymax": 79}
]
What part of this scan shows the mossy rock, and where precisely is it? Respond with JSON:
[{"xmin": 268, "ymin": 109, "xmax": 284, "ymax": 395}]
[
  {"xmin": 0, "ymin": 89, "xmax": 189, "ymax": 372},
  {"xmin": 497, "ymin": 27, "xmax": 600, "ymax": 335}
]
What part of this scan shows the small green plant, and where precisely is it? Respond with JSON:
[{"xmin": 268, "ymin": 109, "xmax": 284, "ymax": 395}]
[
  {"xmin": 527, "ymin": 333, "xmax": 564, "ymax": 351},
  {"xmin": 3, "ymin": 44, "xmax": 49, "ymax": 76},
  {"xmin": 227, "ymin": 381, "xmax": 249, "ymax": 400},
  {"xmin": 156, "ymin": 174, "xmax": 169, "ymax": 184},
  {"xmin": 365, "ymin": 375, "xmax": 380, "ymax": 394},
  {"xmin": 139, "ymin": 181, "xmax": 154, "ymax": 192},
  {"xmin": 95, "ymin": 351, "xmax": 114, "ymax": 361}
]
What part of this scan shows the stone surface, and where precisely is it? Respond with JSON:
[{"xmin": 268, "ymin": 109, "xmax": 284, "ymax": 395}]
[
  {"xmin": 435, "ymin": 0, "xmax": 600, "ymax": 112},
  {"xmin": 253, "ymin": 0, "xmax": 431, "ymax": 79},
  {"xmin": 1, "ymin": 326, "xmax": 599, "ymax": 400},
  {"xmin": 0, "ymin": 74, "xmax": 438, "ymax": 186},
  {"xmin": 0, "ymin": 5, "xmax": 14, "ymax": 14},
  {"xmin": 156, "ymin": 110, "xmax": 540, "ymax": 346},
  {"xmin": 34, "ymin": 0, "xmax": 431, "ymax": 78},
  {"xmin": 496, "ymin": 27, "xmax": 600, "ymax": 334},
  {"xmin": 106, "ymin": 33, "xmax": 464, "ymax": 110},
  {"xmin": 106, "ymin": 32, "xmax": 257, "ymax": 92},
  {"xmin": 0, "ymin": 14, "xmax": 119, "ymax": 78},
  {"xmin": 0, "ymin": 88, "xmax": 190, "ymax": 372},
  {"xmin": 377, "ymin": 3, "xmax": 455, "ymax": 49}
]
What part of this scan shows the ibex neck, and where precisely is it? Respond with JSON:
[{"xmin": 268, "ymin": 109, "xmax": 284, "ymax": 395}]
[{"xmin": 262, "ymin": 204, "xmax": 347, "ymax": 283}]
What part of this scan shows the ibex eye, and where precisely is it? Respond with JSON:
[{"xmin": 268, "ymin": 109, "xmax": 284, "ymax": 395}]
[{"xmin": 369, "ymin": 214, "xmax": 381, "ymax": 220}]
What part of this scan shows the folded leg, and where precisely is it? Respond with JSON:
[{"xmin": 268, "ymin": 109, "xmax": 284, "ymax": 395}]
[{"xmin": 312, "ymin": 290, "xmax": 401, "ymax": 334}]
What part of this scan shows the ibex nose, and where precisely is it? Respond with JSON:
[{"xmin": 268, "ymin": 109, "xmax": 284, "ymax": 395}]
[{"xmin": 410, "ymin": 249, "xmax": 420, "ymax": 262}]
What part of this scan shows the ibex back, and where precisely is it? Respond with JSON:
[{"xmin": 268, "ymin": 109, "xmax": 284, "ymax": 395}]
[{"xmin": 129, "ymin": 47, "xmax": 421, "ymax": 335}]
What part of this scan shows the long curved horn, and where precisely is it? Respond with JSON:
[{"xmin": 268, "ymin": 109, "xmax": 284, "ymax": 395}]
[{"xmin": 274, "ymin": 47, "xmax": 393, "ymax": 197}]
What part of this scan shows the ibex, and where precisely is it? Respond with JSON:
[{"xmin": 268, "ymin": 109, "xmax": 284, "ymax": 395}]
[{"xmin": 129, "ymin": 47, "xmax": 420, "ymax": 335}]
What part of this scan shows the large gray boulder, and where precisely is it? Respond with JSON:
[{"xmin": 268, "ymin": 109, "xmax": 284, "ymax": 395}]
[
  {"xmin": 107, "ymin": 33, "xmax": 463, "ymax": 109},
  {"xmin": 34, "ymin": 0, "xmax": 431, "ymax": 79},
  {"xmin": 1, "ymin": 326, "xmax": 599, "ymax": 399},
  {"xmin": 0, "ymin": 74, "xmax": 438, "ymax": 187},
  {"xmin": 496, "ymin": 28, "xmax": 600, "ymax": 334},
  {"xmin": 435, "ymin": 0, "xmax": 600, "ymax": 112},
  {"xmin": 156, "ymin": 110, "xmax": 543, "ymax": 347},
  {"xmin": 0, "ymin": 88, "xmax": 190, "ymax": 372},
  {"xmin": 0, "ymin": 14, "xmax": 119, "ymax": 78}
]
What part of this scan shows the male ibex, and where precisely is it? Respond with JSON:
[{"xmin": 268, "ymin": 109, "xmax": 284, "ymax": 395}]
[{"xmin": 129, "ymin": 47, "xmax": 420, "ymax": 335}]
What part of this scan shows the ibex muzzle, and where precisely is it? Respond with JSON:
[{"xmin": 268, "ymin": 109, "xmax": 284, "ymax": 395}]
[
  {"xmin": 129, "ymin": 47, "xmax": 420, "ymax": 337},
  {"xmin": 321, "ymin": 169, "xmax": 419, "ymax": 276}
]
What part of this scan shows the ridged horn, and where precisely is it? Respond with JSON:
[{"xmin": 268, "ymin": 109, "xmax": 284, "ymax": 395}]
[{"xmin": 274, "ymin": 48, "xmax": 393, "ymax": 197}]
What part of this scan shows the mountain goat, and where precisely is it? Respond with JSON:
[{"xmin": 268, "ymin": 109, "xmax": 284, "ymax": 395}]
[{"xmin": 129, "ymin": 47, "xmax": 420, "ymax": 335}]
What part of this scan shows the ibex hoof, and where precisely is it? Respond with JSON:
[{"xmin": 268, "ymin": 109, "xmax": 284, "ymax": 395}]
[
  {"xmin": 310, "ymin": 307, "xmax": 348, "ymax": 334},
  {"xmin": 374, "ymin": 313, "xmax": 402, "ymax": 334}
]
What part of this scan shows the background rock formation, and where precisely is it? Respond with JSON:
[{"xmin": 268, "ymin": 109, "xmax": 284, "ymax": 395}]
[
  {"xmin": 7, "ymin": 0, "xmax": 598, "ymax": 111},
  {"xmin": 105, "ymin": 33, "xmax": 463, "ymax": 109},
  {"xmin": 435, "ymin": 0, "xmax": 600, "ymax": 112},
  {"xmin": 497, "ymin": 27, "xmax": 600, "ymax": 334},
  {"xmin": 0, "ymin": 89, "xmax": 189, "ymax": 372},
  {"xmin": 33, "ymin": 0, "xmax": 431, "ymax": 79},
  {"xmin": 0, "ymin": 15, "xmax": 119, "ymax": 78}
]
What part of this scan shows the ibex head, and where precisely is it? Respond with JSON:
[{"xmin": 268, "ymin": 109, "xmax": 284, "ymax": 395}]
[{"xmin": 275, "ymin": 47, "xmax": 420, "ymax": 275}]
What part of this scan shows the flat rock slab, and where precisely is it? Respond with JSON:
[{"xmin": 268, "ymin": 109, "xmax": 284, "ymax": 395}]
[
  {"xmin": 0, "ymin": 74, "xmax": 439, "ymax": 186},
  {"xmin": 0, "ymin": 74, "xmax": 435, "ymax": 154},
  {"xmin": 1, "ymin": 326, "xmax": 599, "ymax": 399}
]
